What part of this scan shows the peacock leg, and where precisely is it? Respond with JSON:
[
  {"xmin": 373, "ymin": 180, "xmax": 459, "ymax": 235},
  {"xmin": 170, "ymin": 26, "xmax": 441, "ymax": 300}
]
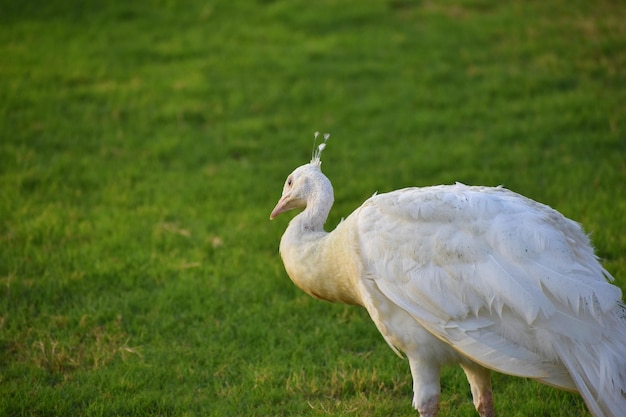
[
  {"xmin": 460, "ymin": 362, "xmax": 494, "ymax": 417},
  {"xmin": 408, "ymin": 358, "xmax": 441, "ymax": 417}
]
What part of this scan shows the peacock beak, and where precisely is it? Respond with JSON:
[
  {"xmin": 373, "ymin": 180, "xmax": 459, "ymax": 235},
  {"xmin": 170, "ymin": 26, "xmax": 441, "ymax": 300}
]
[
  {"xmin": 270, "ymin": 194, "xmax": 291, "ymax": 220},
  {"xmin": 270, "ymin": 191, "xmax": 306, "ymax": 220}
]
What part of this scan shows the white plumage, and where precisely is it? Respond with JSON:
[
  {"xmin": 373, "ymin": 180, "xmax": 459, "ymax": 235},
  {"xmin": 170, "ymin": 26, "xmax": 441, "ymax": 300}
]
[{"xmin": 270, "ymin": 150, "xmax": 626, "ymax": 417}]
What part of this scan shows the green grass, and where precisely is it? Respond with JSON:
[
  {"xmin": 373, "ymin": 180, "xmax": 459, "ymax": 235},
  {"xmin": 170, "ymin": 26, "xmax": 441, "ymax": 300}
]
[{"xmin": 1, "ymin": 0, "xmax": 625, "ymax": 415}]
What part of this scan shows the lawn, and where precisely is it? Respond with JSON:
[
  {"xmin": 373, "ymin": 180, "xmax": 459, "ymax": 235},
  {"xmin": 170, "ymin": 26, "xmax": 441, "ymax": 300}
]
[{"xmin": 1, "ymin": 0, "xmax": 625, "ymax": 416}]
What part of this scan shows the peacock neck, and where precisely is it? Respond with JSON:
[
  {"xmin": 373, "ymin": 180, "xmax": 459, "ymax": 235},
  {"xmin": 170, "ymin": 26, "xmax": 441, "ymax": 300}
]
[{"xmin": 279, "ymin": 207, "xmax": 363, "ymax": 306}]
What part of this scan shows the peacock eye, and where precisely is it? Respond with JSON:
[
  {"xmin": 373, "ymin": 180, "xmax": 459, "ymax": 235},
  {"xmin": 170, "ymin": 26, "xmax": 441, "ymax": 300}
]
[{"xmin": 287, "ymin": 178, "xmax": 293, "ymax": 187}]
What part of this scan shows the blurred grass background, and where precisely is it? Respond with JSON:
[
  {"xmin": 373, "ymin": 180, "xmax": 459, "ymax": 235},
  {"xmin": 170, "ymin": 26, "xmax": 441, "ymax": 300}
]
[{"xmin": 1, "ymin": 0, "xmax": 624, "ymax": 415}]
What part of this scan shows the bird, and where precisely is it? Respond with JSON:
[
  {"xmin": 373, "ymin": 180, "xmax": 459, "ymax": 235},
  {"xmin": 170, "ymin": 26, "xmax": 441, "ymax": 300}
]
[{"xmin": 269, "ymin": 134, "xmax": 626, "ymax": 417}]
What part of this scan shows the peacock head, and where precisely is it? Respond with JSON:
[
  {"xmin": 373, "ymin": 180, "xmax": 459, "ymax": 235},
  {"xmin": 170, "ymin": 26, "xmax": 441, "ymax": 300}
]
[{"xmin": 270, "ymin": 133, "xmax": 333, "ymax": 220}]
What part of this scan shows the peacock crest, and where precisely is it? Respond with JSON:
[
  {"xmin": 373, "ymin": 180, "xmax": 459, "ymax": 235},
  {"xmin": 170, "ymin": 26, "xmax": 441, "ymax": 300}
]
[{"xmin": 310, "ymin": 131, "xmax": 330, "ymax": 167}]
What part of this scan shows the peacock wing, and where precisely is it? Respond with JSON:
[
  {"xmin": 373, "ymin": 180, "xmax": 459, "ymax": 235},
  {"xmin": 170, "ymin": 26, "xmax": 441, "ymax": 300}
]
[{"xmin": 354, "ymin": 184, "xmax": 621, "ymax": 389}]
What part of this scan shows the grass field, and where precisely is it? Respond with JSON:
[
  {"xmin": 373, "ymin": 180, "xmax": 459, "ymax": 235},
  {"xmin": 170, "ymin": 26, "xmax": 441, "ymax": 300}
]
[{"xmin": 1, "ymin": 0, "xmax": 625, "ymax": 415}]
